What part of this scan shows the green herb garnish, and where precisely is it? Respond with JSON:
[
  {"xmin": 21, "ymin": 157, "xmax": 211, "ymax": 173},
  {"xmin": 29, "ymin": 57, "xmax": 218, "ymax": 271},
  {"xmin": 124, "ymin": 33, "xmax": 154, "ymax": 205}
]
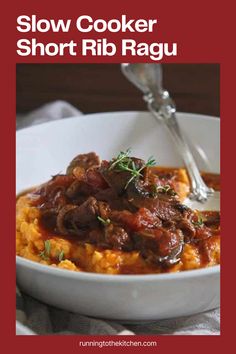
[
  {"xmin": 58, "ymin": 250, "xmax": 64, "ymax": 262},
  {"xmin": 151, "ymin": 184, "xmax": 177, "ymax": 197},
  {"xmin": 192, "ymin": 216, "xmax": 204, "ymax": 228},
  {"xmin": 109, "ymin": 149, "xmax": 156, "ymax": 189},
  {"xmin": 146, "ymin": 156, "xmax": 156, "ymax": 167},
  {"xmin": 109, "ymin": 148, "xmax": 132, "ymax": 171},
  {"xmin": 39, "ymin": 240, "xmax": 51, "ymax": 260},
  {"xmin": 97, "ymin": 216, "xmax": 111, "ymax": 226}
]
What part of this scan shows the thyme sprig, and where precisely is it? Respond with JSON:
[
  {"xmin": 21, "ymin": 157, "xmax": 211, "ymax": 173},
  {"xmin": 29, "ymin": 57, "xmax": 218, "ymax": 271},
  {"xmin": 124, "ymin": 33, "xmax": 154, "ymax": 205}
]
[
  {"xmin": 39, "ymin": 240, "xmax": 51, "ymax": 260},
  {"xmin": 150, "ymin": 184, "xmax": 177, "ymax": 197},
  {"xmin": 58, "ymin": 250, "xmax": 64, "ymax": 262},
  {"xmin": 109, "ymin": 148, "xmax": 132, "ymax": 171},
  {"xmin": 39, "ymin": 240, "xmax": 65, "ymax": 262},
  {"xmin": 192, "ymin": 215, "xmax": 204, "ymax": 228},
  {"xmin": 97, "ymin": 216, "xmax": 111, "ymax": 226},
  {"xmin": 109, "ymin": 149, "xmax": 156, "ymax": 189}
]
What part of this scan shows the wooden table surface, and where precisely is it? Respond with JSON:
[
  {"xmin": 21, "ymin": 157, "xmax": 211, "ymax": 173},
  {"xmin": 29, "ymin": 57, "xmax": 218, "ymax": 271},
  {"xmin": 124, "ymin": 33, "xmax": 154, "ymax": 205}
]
[{"xmin": 16, "ymin": 64, "xmax": 219, "ymax": 117}]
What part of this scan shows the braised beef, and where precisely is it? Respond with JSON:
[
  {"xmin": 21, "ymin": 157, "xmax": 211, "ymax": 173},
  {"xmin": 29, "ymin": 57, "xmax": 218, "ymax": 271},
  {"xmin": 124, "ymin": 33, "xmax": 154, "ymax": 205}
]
[
  {"xmin": 66, "ymin": 152, "xmax": 100, "ymax": 175},
  {"xmin": 36, "ymin": 174, "xmax": 74, "ymax": 208},
  {"xmin": 97, "ymin": 201, "xmax": 111, "ymax": 220},
  {"xmin": 194, "ymin": 227, "xmax": 213, "ymax": 242},
  {"xmin": 56, "ymin": 204, "xmax": 80, "ymax": 234},
  {"xmin": 40, "ymin": 208, "xmax": 58, "ymax": 232},
  {"xmin": 66, "ymin": 170, "xmax": 108, "ymax": 201},
  {"xmin": 56, "ymin": 197, "xmax": 100, "ymax": 234},
  {"xmin": 88, "ymin": 228, "xmax": 105, "ymax": 245},
  {"xmin": 177, "ymin": 219, "xmax": 196, "ymax": 242},
  {"xmin": 100, "ymin": 157, "xmax": 145, "ymax": 195},
  {"xmin": 73, "ymin": 197, "xmax": 99, "ymax": 225},
  {"xmin": 104, "ymin": 224, "xmax": 132, "ymax": 250},
  {"xmin": 202, "ymin": 211, "xmax": 220, "ymax": 228},
  {"xmin": 110, "ymin": 208, "xmax": 162, "ymax": 231},
  {"xmin": 133, "ymin": 228, "xmax": 184, "ymax": 265},
  {"xmin": 67, "ymin": 180, "xmax": 97, "ymax": 199},
  {"xmin": 33, "ymin": 151, "xmax": 220, "ymax": 268},
  {"xmin": 128, "ymin": 194, "xmax": 187, "ymax": 221},
  {"xmin": 126, "ymin": 178, "xmax": 151, "ymax": 201},
  {"xmin": 66, "ymin": 180, "xmax": 82, "ymax": 200},
  {"xmin": 95, "ymin": 188, "xmax": 136, "ymax": 212}
]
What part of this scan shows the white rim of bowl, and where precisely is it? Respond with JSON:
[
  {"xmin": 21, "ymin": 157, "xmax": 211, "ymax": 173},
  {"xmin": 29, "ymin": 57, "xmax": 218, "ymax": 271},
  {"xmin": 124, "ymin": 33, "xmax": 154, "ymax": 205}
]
[
  {"xmin": 16, "ymin": 111, "xmax": 220, "ymax": 135},
  {"xmin": 16, "ymin": 256, "xmax": 220, "ymax": 282},
  {"xmin": 16, "ymin": 320, "xmax": 35, "ymax": 335}
]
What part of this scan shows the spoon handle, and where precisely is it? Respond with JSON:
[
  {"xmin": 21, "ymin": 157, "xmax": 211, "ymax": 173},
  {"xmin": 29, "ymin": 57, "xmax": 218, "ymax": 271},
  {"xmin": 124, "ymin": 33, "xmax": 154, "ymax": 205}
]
[{"xmin": 147, "ymin": 98, "xmax": 213, "ymax": 201}]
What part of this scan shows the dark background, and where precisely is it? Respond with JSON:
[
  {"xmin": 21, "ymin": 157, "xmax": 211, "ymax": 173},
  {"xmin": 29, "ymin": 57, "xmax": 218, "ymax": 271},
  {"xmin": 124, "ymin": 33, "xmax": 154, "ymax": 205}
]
[{"xmin": 16, "ymin": 64, "xmax": 220, "ymax": 116}]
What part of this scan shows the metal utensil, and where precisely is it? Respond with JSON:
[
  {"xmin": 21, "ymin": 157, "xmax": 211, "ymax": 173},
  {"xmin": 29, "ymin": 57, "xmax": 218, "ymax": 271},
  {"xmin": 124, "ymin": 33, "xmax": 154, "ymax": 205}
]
[{"xmin": 121, "ymin": 63, "xmax": 220, "ymax": 211}]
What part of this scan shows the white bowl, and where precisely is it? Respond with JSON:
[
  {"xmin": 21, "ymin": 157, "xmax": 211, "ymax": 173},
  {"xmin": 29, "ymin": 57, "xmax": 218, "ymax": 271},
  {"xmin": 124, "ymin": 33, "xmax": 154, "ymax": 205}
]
[
  {"xmin": 16, "ymin": 111, "xmax": 220, "ymax": 320},
  {"xmin": 16, "ymin": 320, "xmax": 35, "ymax": 335}
]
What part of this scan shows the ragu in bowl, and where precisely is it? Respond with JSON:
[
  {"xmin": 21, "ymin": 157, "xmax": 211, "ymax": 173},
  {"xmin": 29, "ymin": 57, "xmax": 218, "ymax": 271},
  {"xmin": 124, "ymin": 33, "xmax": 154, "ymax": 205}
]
[
  {"xmin": 16, "ymin": 150, "xmax": 220, "ymax": 275},
  {"xmin": 16, "ymin": 111, "xmax": 220, "ymax": 320}
]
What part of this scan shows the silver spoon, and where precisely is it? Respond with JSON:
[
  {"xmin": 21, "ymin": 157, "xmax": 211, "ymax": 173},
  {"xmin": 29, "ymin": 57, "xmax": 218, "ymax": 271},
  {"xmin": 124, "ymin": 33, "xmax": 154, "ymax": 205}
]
[{"xmin": 121, "ymin": 63, "xmax": 220, "ymax": 211}]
